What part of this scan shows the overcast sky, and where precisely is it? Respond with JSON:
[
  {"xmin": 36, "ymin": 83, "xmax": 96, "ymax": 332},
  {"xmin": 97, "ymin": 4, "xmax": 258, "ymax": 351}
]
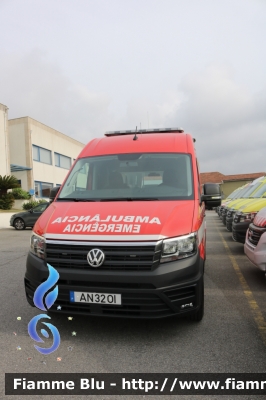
[{"xmin": 0, "ymin": 0, "xmax": 265, "ymax": 174}]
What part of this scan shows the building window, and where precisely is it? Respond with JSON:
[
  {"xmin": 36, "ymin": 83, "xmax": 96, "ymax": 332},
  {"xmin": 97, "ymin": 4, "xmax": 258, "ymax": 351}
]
[
  {"xmin": 54, "ymin": 153, "xmax": 71, "ymax": 169},
  {"xmin": 35, "ymin": 181, "xmax": 53, "ymax": 198},
  {"xmin": 33, "ymin": 145, "xmax": 52, "ymax": 165}
]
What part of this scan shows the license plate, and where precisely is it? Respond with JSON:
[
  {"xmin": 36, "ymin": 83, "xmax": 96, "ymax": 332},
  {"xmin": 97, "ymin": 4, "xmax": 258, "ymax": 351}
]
[{"xmin": 70, "ymin": 291, "xmax": 122, "ymax": 305}]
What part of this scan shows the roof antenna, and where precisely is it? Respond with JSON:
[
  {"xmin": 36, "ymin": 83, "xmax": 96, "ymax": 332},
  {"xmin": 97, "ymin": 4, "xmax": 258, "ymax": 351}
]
[{"xmin": 133, "ymin": 125, "xmax": 138, "ymax": 141}]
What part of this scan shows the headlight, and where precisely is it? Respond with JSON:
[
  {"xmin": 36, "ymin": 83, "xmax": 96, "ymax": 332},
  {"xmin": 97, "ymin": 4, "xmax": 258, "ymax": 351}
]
[
  {"xmin": 161, "ymin": 233, "xmax": 197, "ymax": 263},
  {"xmin": 239, "ymin": 212, "xmax": 257, "ymax": 223},
  {"xmin": 30, "ymin": 233, "xmax": 46, "ymax": 259}
]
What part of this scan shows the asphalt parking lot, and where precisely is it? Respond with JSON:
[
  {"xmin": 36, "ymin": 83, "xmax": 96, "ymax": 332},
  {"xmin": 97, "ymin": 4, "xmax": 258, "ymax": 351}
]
[{"xmin": 1, "ymin": 211, "xmax": 266, "ymax": 399}]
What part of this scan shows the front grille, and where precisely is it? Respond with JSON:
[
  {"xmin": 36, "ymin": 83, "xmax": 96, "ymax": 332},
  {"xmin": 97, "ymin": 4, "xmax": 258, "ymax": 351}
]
[
  {"xmin": 58, "ymin": 279, "xmax": 155, "ymax": 289},
  {"xmin": 247, "ymin": 229, "xmax": 262, "ymax": 246},
  {"xmin": 45, "ymin": 242, "xmax": 162, "ymax": 271},
  {"xmin": 247, "ymin": 223, "xmax": 266, "ymax": 247},
  {"xmin": 164, "ymin": 285, "xmax": 196, "ymax": 303},
  {"xmin": 49, "ymin": 285, "xmax": 172, "ymax": 317}
]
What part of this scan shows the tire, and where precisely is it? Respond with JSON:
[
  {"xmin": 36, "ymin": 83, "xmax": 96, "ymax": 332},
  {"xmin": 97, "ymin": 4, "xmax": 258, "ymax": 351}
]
[
  {"xmin": 14, "ymin": 218, "xmax": 26, "ymax": 230},
  {"xmin": 187, "ymin": 280, "xmax": 204, "ymax": 322}
]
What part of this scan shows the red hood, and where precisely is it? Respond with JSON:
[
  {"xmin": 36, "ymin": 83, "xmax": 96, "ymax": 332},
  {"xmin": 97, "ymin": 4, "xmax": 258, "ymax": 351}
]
[{"xmin": 34, "ymin": 200, "xmax": 196, "ymax": 241}]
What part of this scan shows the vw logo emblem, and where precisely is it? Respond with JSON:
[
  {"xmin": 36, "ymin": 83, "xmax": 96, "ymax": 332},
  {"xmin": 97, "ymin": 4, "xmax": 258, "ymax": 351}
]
[{"xmin": 87, "ymin": 249, "xmax": 105, "ymax": 267}]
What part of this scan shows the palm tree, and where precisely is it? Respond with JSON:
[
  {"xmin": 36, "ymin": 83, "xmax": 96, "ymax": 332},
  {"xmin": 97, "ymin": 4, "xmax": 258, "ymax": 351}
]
[{"xmin": 0, "ymin": 175, "xmax": 20, "ymax": 196}]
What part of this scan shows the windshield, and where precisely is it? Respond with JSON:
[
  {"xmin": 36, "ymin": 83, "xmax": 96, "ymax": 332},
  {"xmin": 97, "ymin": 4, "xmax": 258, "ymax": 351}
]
[
  {"xmin": 251, "ymin": 181, "xmax": 266, "ymax": 198},
  {"xmin": 228, "ymin": 189, "xmax": 241, "ymax": 199},
  {"xmin": 240, "ymin": 180, "xmax": 264, "ymax": 198},
  {"xmin": 232, "ymin": 186, "xmax": 249, "ymax": 198},
  {"xmin": 58, "ymin": 153, "xmax": 194, "ymax": 201},
  {"xmin": 235, "ymin": 184, "xmax": 255, "ymax": 198}
]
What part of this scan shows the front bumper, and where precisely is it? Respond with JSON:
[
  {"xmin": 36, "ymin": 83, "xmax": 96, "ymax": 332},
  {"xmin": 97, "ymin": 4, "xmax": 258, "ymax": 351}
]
[
  {"xmin": 24, "ymin": 251, "xmax": 204, "ymax": 319},
  {"xmin": 244, "ymin": 231, "xmax": 266, "ymax": 271},
  {"xmin": 232, "ymin": 221, "xmax": 249, "ymax": 243},
  {"xmin": 222, "ymin": 212, "xmax": 227, "ymax": 225},
  {"xmin": 225, "ymin": 216, "xmax": 234, "ymax": 232},
  {"xmin": 206, "ymin": 200, "xmax": 221, "ymax": 209}
]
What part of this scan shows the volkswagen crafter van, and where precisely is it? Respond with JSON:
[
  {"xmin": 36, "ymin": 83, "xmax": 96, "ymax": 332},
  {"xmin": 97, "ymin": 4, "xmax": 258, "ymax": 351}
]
[
  {"xmin": 25, "ymin": 128, "xmax": 217, "ymax": 321},
  {"xmin": 244, "ymin": 206, "xmax": 266, "ymax": 273},
  {"xmin": 232, "ymin": 182, "xmax": 266, "ymax": 243},
  {"xmin": 225, "ymin": 176, "xmax": 266, "ymax": 232},
  {"xmin": 217, "ymin": 186, "xmax": 244, "ymax": 218}
]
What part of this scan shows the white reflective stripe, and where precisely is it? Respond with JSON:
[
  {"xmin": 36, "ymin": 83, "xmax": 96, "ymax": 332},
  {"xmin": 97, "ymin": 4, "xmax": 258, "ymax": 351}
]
[{"xmin": 44, "ymin": 233, "xmax": 166, "ymax": 241}]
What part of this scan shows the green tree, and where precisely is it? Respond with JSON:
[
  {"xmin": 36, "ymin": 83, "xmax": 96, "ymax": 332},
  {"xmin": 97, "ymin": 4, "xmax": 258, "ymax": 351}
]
[
  {"xmin": 0, "ymin": 175, "xmax": 20, "ymax": 196},
  {"xmin": 0, "ymin": 175, "xmax": 20, "ymax": 209}
]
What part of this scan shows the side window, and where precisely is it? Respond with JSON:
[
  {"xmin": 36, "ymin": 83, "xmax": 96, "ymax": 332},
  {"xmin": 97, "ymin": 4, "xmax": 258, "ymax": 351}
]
[
  {"xmin": 33, "ymin": 145, "xmax": 52, "ymax": 165},
  {"xmin": 54, "ymin": 153, "xmax": 71, "ymax": 169},
  {"xmin": 35, "ymin": 181, "xmax": 53, "ymax": 198},
  {"xmin": 77, "ymin": 163, "xmax": 89, "ymax": 190},
  {"xmin": 33, "ymin": 203, "xmax": 47, "ymax": 213},
  {"xmin": 76, "ymin": 172, "xmax": 88, "ymax": 190}
]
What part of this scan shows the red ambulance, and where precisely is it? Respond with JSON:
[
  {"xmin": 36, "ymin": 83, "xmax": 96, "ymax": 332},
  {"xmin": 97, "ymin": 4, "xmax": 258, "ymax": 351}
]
[{"xmin": 25, "ymin": 128, "xmax": 213, "ymax": 321}]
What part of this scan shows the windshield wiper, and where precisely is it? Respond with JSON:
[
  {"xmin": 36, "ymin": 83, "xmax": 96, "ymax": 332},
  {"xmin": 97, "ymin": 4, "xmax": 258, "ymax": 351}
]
[
  {"xmin": 100, "ymin": 198, "xmax": 159, "ymax": 202},
  {"xmin": 57, "ymin": 197, "xmax": 159, "ymax": 202},
  {"xmin": 57, "ymin": 198, "xmax": 97, "ymax": 202},
  {"xmin": 131, "ymin": 198, "xmax": 159, "ymax": 201}
]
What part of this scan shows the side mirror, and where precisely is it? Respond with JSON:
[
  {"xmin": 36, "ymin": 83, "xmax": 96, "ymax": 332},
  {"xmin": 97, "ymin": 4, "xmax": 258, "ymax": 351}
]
[
  {"xmin": 49, "ymin": 186, "xmax": 61, "ymax": 202},
  {"xmin": 201, "ymin": 194, "xmax": 209, "ymax": 202},
  {"xmin": 29, "ymin": 209, "xmax": 33, "ymax": 213},
  {"xmin": 202, "ymin": 183, "xmax": 221, "ymax": 210}
]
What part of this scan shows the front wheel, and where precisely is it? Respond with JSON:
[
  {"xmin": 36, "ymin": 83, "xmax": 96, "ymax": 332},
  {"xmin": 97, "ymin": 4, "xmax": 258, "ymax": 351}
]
[
  {"xmin": 187, "ymin": 280, "xmax": 204, "ymax": 322},
  {"xmin": 14, "ymin": 218, "xmax": 26, "ymax": 230}
]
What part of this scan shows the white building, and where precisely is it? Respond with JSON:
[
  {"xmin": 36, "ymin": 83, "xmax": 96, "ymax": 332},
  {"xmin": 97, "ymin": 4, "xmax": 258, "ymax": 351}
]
[
  {"xmin": 0, "ymin": 103, "xmax": 10, "ymax": 176},
  {"xmin": 8, "ymin": 116, "xmax": 85, "ymax": 198}
]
